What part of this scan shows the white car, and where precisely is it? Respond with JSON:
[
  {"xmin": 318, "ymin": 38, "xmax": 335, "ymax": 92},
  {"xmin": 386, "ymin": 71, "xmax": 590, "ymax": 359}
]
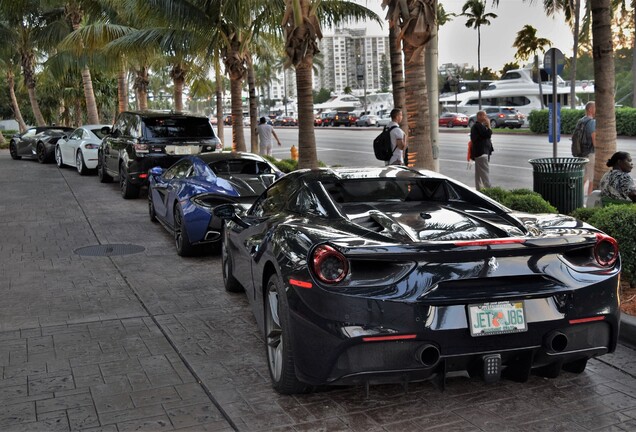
[
  {"xmin": 376, "ymin": 114, "xmax": 392, "ymax": 127},
  {"xmin": 55, "ymin": 124, "xmax": 110, "ymax": 175}
]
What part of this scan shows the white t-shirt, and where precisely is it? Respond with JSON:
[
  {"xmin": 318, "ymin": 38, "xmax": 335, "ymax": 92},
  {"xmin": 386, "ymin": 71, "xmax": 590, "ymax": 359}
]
[
  {"xmin": 257, "ymin": 123, "xmax": 275, "ymax": 146},
  {"xmin": 387, "ymin": 121, "xmax": 406, "ymax": 165}
]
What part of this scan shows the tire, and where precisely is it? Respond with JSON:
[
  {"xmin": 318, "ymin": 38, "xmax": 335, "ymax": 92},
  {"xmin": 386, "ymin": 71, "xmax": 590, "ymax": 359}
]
[
  {"xmin": 76, "ymin": 151, "xmax": 88, "ymax": 175},
  {"xmin": 36, "ymin": 142, "xmax": 49, "ymax": 164},
  {"xmin": 97, "ymin": 154, "xmax": 113, "ymax": 183},
  {"xmin": 9, "ymin": 141, "xmax": 21, "ymax": 160},
  {"xmin": 448, "ymin": 121, "xmax": 454, "ymax": 128},
  {"xmin": 119, "ymin": 164, "xmax": 140, "ymax": 199},
  {"xmin": 490, "ymin": 119, "xmax": 497, "ymax": 129},
  {"xmin": 222, "ymin": 239, "xmax": 243, "ymax": 292},
  {"xmin": 55, "ymin": 146, "xmax": 64, "ymax": 168},
  {"xmin": 562, "ymin": 358, "xmax": 588, "ymax": 374},
  {"xmin": 174, "ymin": 204, "xmax": 195, "ymax": 256},
  {"xmin": 265, "ymin": 274, "xmax": 309, "ymax": 394},
  {"xmin": 148, "ymin": 193, "xmax": 158, "ymax": 223}
]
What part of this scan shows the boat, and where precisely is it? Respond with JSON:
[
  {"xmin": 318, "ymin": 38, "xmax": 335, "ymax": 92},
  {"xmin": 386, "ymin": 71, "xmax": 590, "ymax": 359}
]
[{"xmin": 439, "ymin": 67, "xmax": 594, "ymax": 117}]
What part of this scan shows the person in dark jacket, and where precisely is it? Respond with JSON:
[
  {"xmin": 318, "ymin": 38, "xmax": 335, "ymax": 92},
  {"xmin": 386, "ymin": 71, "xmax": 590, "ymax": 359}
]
[{"xmin": 470, "ymin": 110, "xmax": 494, "ymax": 190}]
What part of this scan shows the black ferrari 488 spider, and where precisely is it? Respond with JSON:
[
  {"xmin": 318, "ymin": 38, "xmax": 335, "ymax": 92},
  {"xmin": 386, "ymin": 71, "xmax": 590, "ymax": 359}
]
[{"xmin": 214, "ymin": 166, "xmax": 621, "ymax": 394}]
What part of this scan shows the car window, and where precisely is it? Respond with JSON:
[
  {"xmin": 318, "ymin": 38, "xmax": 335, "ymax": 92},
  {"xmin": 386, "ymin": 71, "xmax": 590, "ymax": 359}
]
[
  {"xmin": 125, "ymin": 114, "xmax": 142, "ymax": 138},
  {"xmin": 250, "ymin": 179, "xmax": 293, "ymax": 217},
  {"xmin": 289, "ymin": 187, "xmax": 327, "ymax": 217},
  {"xmin": 209, "ymin": 160, "xmax": 273, "ymax": 176},
  {"xmin": 322, "ymin": 179, "xmax": 448, "ymax": 203},
  {"xmin": 502, "ymin": 108, "xmax": 516, "ymax": 114},
  {"xmin": 143, "ymin": 117, "xmax": 214, "ymax": 139},
  {"xmin": 91, "ymin": 128, "xmax": 108, "ymax": 139},
  {"xmin": 23, "ymin": 128, "xmax": 37, "ymax": 137},
  {"xmin": 163, "ymin": 160, "xmax": 193, "ymax": 180},
  {"xmin": 70, "ymin": 130, "xmax": 83, "ymax": 140}
]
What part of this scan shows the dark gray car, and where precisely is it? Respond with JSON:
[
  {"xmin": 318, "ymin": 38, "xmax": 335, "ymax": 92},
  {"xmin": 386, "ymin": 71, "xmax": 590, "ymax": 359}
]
[{"xmin": 468, "ymin": 107, "xmax": 525, "ymax": 129}]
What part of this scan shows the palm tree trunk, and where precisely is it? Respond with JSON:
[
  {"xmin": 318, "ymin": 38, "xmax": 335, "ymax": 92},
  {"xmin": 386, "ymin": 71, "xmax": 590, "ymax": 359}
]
[
  {"xmin": 7, "ymin": 70, "xmax": 28, "ymax": 133},
  {"xmin": 135, "ymin": 67, "xmax": 149, "ymax": 111},
  {"xmin": 215, "ymin": 60, "xmax": 224, "ymax": 146},
  {"xmin": 27, "ymin": 87, "xmax": 46, "ymax": 126},
  {"xmin": 118, "ymin": 64, "xmax": 128, "ymax": 113},
  {"xmin": 296, "ymin": 62, "xmax": 317, "ymax": 169},
  {"xmin": 425, "ymin": 24, "xmax": 440, "ymax": 172},
  {"xmin": 389, "ymin": 26, "xmax": 406, "ymax": 113},
  {"xmin": 569, "ymin": 0, "xmax": 580, "ymax": 109},
  {"xmin": 81, "ymin": 65, "xmax": 100, "ymax": 123},
  {"xmin": 477, "ymin": 28, "xmax": 482, "ymax": 110},
  {"xmin": 535, "ymin": 54, "xmax": 544, "ymax": 110},
  {"xmin": 632, "ymin": 8, "xmax": 636, "ymax": 108},
  {"xmin": 403, "ymin": 43, "xmax": 432, "ymax": 170},
  {"xmin": 590, "ymin": 0, "xmax": 616, "ymax": 189},
  {"xmin": 246, "ymin": 56, "xmax": 259, "ymax": 154},
  {"xmin": 230, "ymin": 78, "xmax": 246, "ymax": 152}
]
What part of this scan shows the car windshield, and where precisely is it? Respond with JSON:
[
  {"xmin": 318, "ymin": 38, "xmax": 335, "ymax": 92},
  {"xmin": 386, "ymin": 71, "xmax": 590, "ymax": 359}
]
[
  {"xmin": 144, "ymin": 117, "xmax": 214, "ymax": 138},
  {"xmin": 209, "ymin": 160, "xmax": 274, "ymax": 176},
  {"xmin": 322, "ymin": 178, "xmax": 452, "ymax": 203},
  {"xmin": 502, "ymin": 109, "xmax": 517, "ymax": 114},
  {"xmin": 91, "ymin": 128, "xmax": 109, "ymax": 139}
]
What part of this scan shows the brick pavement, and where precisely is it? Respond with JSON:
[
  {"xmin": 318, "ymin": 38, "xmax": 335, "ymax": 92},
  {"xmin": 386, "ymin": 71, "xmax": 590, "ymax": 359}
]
[{"xmin": 2, "ymin": 149, "xmax": 636, "ymax": 431}]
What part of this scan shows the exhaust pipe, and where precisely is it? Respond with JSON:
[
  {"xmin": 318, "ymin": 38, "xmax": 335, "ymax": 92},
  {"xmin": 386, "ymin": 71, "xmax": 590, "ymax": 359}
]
[
  {"xmin": 204, "ymin": 231, "xmax": 221, "ymax": 241},
  {"xmin": 416, "ymin": 344, "xmax": 441, "ymax": 368},
  {"xmin": 544, "ymin": 331, "xmax": 568, "ymax": 353}
]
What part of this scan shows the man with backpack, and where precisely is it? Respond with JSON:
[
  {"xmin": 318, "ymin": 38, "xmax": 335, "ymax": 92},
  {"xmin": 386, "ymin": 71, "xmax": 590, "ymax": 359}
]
[
  {"xmin": 386, "ymin": 109, "xmax": 407, "ymax": 165},
  {"xmin": 572, "ymin": 101, "xmax": 596, "ymax": 195}
]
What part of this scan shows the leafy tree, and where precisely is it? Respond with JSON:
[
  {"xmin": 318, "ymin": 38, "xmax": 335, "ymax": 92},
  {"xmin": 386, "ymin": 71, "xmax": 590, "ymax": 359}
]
[
  {"xmin": 461, "ymin": 0, "xmax": 497, "ymax": 110},
  {"xmin": 379, "ymin": 54, "xmax": 390, "ymax": 92},
  {"xmin": 500, "ymin": 61, "xmax": 520, "ymax": 76},
  {"xmin": 313, "ymin": 87, "xmax": 332, "ymax": 104},
  {"xmin": 513, "ymin": 24, "xmax": 551, "ymax": 109}
]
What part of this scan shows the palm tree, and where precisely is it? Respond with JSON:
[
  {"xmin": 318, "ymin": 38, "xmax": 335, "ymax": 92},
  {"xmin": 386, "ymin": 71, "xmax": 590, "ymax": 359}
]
[
  {"xmin": 513, "ymin": 24, "xmax": 551, "ymax": 109},
  {"xmin": 281, "ymin": 0, "xmax": 379, "ymax": 169},
  {"xmin": 0, "ymin": 43, "xmax": 28, "ymax": 132},
  {"xmin": 461, "ymin": 0, "xmax": 497, "ymax": 110}
]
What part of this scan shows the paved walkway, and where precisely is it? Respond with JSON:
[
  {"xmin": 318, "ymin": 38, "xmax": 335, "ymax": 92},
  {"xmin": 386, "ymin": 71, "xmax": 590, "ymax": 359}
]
[{"xmin": 2, "ymin": 149, "xmax": 636, "ymax": 432}]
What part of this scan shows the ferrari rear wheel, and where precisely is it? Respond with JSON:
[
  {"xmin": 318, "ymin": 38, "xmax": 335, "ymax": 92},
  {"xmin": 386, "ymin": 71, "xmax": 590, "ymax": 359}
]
[
  {"xmin": 55, "ymin": 146, "xmax": 64, "ymax": 168},
  {"xmin": 174, "ymin": 205, "xmax": 195, "ymax": 256},
  {"xmin": 9, "ymin": 141, "xmax": 21, "ymax": 160},
  {"xmin": 222, "ymin": 239, "xmax": 243, "ymax": 293},
  {"xmin": 265, "ymin": 274, "xmax": 309, "ymax": 394}
]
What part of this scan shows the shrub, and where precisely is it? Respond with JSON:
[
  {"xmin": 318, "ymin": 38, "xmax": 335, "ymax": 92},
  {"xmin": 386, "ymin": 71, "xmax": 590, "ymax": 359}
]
[
  {"xmin": 570, "ymin": 207, "xmax": 598, "ymax": 222},
  {"xmin": 586, "ymin": 205, "xmax": 636, "ymax": 285},
  {"xmin": 529, "ymin": 107, "xmax": 636, "ymax": 137},
  {"xmin": 481, "ymin": 187, "xmax": 557, "ymax": 214}
]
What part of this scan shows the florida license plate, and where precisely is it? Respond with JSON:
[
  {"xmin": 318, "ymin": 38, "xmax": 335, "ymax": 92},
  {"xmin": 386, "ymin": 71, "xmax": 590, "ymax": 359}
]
[
  {"xmin": 174, "ymin": 146, "xmax": 193, "ymax": 155},
  {"xmin": 468, "ymin": 301, "xmax": 527, "ymax": 337}
]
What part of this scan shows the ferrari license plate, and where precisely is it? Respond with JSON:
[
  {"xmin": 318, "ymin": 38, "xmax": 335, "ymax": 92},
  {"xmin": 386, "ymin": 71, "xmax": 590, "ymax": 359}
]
[
  {"xmin": 174, "ymin": 146, "xmax": 193, "ymax": 155},
  {"xmin": 468, "ymin": 301, "xmax": 527, "ymax": 337}
]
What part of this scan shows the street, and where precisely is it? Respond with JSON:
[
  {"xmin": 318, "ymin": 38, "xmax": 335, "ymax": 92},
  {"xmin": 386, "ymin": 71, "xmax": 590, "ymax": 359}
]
[{"xmin": 2, "ymin": 146, "xmax": 636, "ymax": 432}]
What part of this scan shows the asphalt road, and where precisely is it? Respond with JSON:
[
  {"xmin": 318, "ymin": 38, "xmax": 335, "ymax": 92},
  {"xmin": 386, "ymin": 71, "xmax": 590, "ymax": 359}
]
[
  {"xmin": 3, "ymin": 145, "xmax": 636, "ymax": 431},
  {"xmin": 240, "ymin": 126, "xmax": 636, "ymax": 191}
]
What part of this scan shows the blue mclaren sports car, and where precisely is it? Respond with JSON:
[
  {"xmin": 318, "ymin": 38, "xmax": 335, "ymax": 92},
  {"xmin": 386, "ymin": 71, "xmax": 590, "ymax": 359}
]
[{"xmin": 148, "ymin": 152, "xmax": 283, "ymax": 256}]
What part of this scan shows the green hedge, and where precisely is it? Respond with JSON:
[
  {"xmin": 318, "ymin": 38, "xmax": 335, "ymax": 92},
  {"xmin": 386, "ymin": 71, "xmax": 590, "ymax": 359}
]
[
  {"xmin": 481, "ymin": 187, "xmax": 558, "ymax": 214},
  {"xmin": 571, "ymin": 204, "xmax": 636, "ymax": 285},
  {"xmin": 528, "ymin": 107, "xmax": 636, "ymax": 136}
]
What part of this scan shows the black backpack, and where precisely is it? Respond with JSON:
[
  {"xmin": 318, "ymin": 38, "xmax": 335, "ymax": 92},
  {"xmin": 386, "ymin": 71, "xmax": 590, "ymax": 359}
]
[
  {"xmin": 373, "ymin": 125, "xmax": 399, "ymax": 161},
  {"xmin": 571, "ymin": 117, "xmax": 592, "ymax": 157}
]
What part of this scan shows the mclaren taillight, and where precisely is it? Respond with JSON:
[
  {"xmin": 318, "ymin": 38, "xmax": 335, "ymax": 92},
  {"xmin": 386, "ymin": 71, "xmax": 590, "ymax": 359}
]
[
  {"xmin": 594, "ymin": 233, "xmax": 619, "ymax": 267},
  {"xmin": 312, "ymin": 245, "xmax": 349, "ymax": 284}
]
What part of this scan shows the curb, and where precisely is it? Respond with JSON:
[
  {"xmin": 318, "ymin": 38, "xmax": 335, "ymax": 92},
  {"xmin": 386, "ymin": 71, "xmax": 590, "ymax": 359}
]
[{"xmin": 620, "ymin": 313, "xmax": 636, "ymax": 348}]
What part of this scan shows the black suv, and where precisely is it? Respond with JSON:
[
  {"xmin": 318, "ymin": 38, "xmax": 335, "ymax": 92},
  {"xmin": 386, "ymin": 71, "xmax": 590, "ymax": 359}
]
[
  {"xmin": 98, "ymin": 111, "xmax": 221, "ymax": 199},
  {"xmin": 331, "ymin": 111, "xmax": 354, "ymax": 127}
]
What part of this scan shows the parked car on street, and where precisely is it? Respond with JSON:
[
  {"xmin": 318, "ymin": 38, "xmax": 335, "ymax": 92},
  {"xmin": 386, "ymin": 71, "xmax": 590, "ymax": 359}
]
[
  {"xmin": 9, "ymin": 126, "xmax": 75, "ymax": 163},
  {"xmin": 55, "ymin": 124, "xmax": 111, "ymax": 175},
  {"xmin": 331, "ymin": 111, "xmax": 355, "ymax": 127},
  {"xmin": 355, "ymin": 115, "xmax": 378, "ymax": 127},
  {"xmin": 148, "ymin": 152, "xmax": 283, "ymax": 256},
  {"xmin": 314, "ymin": 115, "xmax": 323, "ymax": 127},
  {"xmin": 438, "ymin": 112, "xmax": 469, "ymax": 128},
  {"xmin": 98, "ymin": 111, "xmax": 221, "ymax": 199},
  {"xmin": 320, "ymin": 111, "xmax": 337, "ymax": 126},
  {"xmin": 214, "ymin": 166, "xmax": 621, "ymax": 394},
  {"xmin": 376, "ymin": 114, "xmax": 392, "ymax": 127},
  {"xmin": 468, "ymin": 107, "xmax": 525, "ymax": 129},
  {"xmin": 273, "ymin": 116, "xmax": 297, "ymax": 127}
]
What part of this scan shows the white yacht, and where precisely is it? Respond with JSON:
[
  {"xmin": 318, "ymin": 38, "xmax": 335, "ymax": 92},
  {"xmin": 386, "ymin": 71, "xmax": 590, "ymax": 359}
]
[{"xmin": 439, "ymin": 67, "xmax": 594, "ymax": 117}]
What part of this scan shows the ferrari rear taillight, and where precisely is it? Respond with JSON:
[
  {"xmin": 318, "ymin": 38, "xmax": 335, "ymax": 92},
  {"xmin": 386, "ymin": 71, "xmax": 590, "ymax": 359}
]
[
  {"xmin": 594, "ymin": 233, "xmax": 619, "ymax": 267},
  {"xmin": 312, "ymin": 245, "xmax": 349, "ymax": 284}
]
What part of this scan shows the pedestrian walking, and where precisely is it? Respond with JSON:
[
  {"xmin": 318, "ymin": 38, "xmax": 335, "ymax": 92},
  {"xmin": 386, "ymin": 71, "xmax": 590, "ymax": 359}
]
[
  {"xmin": 573, "ymin": 101, "xmax": 597, "ymax": 195},
  {"xmin": 256, "ymin": 117, "xmax": 281, "ymax": 156},
  {"xmin": 387, "ymin": 108, "xmax": 407, "ymax": 166},
  {"xmin": 469, "ymin": 110, "xmax": 494, "ymax": 190}
]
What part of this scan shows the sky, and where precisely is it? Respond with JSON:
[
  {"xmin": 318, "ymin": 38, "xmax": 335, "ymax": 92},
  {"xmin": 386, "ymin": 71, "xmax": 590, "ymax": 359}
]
[{"xmin": 340, "ymin": 0, "xmax": 575, "ymax": 72}]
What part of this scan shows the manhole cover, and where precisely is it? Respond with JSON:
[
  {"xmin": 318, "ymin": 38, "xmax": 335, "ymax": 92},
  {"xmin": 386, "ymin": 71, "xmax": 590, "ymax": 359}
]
[{"xmin": 74, "ymin": 244, "xmax": 145, "ymax": 257}]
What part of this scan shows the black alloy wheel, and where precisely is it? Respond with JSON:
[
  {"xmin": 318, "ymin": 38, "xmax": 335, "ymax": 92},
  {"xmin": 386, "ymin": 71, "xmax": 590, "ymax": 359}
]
[
  {"xmin": 10, "ymin": 142, "xmax": 21, "ymax": 160},
  {"xmin": 174, "ymin": 205, "xmax": 195, "ymax": 256},
  {"xmin": 119, "ymin": 165, "xmax": 140, "ymax": 199},
  {"xmin": 36, "ymin": 143, "xmax": 48, "ymax": 164},
  {"xmin": 265, "ymin": 274, "xmax": 309, "ymax": 394}
]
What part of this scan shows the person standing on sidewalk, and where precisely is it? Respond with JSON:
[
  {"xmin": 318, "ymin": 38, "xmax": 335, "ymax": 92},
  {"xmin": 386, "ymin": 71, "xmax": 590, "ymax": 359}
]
[
  {"xmin": 470, "ymin": 110, "xmax": 494, "ymax": 190},
  {"xmin": 387, "ymin": 108, "xmax": 407, "ymax": 166},
  {"xmin": 574, "ymin": 101, "xmax": 597, "ymax": 195},
  {"xmin": 256, "ymin": 117, "xmax": 281, "ymax": 156}
]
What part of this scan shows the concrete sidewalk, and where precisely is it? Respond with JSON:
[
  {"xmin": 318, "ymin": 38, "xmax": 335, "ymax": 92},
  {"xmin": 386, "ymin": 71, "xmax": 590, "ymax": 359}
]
[{"xmin": 2, "ymin": 149, "xmax": 636, "ymax": 432}]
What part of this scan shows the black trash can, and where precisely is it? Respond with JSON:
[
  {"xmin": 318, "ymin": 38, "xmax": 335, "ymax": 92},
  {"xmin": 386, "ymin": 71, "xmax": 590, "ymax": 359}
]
[{"xmin": 528, "ymin": 157, "xmax": 588, "ymax": 214}]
